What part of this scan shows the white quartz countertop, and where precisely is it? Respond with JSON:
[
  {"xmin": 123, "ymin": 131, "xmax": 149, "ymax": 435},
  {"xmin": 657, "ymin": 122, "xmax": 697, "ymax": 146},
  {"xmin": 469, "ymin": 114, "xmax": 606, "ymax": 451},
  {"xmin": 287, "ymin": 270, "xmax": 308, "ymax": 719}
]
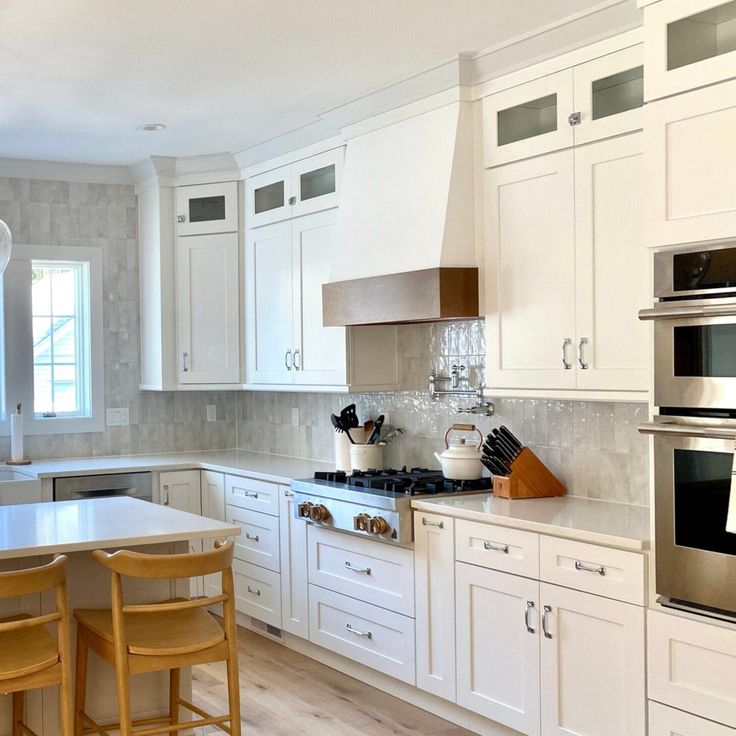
[
  {"xmin": 23, "ymin": 449, "xmax": 332, "ymax": 484},
  {"xmin": 0, "ymin": 497, "xmax": 241, "ymax": 560},
  {"xmin": 412, "ymin": 494, "xmax": 650, "ymax": 551}
]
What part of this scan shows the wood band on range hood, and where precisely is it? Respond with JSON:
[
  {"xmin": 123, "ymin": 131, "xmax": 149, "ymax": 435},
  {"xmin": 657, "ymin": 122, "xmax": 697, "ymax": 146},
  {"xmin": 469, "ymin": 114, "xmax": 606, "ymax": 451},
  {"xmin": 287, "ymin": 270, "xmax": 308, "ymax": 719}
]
[{"xmin": 322, "ymin": 267, "xmax": 479, "ymax": 326}]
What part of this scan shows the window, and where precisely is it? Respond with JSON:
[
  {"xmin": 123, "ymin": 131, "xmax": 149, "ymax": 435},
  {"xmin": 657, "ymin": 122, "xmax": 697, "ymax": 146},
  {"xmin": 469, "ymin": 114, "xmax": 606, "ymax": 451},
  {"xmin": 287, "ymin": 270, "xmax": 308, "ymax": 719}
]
[{"xmin": 2, "ymin": 245, "xmax": 103, "ymax": 435}]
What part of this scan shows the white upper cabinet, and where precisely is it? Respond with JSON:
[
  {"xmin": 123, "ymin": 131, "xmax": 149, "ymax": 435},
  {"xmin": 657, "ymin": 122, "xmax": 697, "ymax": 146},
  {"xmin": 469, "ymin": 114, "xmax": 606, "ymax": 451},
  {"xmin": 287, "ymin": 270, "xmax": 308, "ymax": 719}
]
[
  {"xmin": 572, "ymin": 45, "xmax": 644, "ymax": 146},
  {"xmin": 246, "ymin": 148, "xmax": 342, "ymax": 228},
  {"xmin": 645, "ymin": 78, "xmax": 736, "ymax": 246},
  {"xmin": 175, "ymin": 181, "xmax": 238, "ymax": 236},
  {"xmin": 483, "ymin": 44, "xmax": 643, "ymax": 167},
  {"xmin": 176, "ymin": 232, "xmax": 241, "ymax": 384},
  {"xmin": 574, "ymin": 134, "xmax": 648, "ymax": 392},
  {"xmin": 644, "ymin": 0, "xmax": 736, "ymax": 101},
  {"xmin": 483, "ymin": 70, "xmax": 574, "ymax": 167},
  {"xmin": 485, "ymin": 150, "xmax": 578, "ymax": 390}
]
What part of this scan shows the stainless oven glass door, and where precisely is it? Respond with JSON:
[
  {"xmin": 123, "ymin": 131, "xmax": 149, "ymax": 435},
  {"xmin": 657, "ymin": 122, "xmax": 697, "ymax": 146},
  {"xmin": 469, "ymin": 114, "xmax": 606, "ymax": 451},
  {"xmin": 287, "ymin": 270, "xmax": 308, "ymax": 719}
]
[
  {"xmin": 653, "ymin": 314, "xmax": 736, "ymax": 409},
  {"xmin": 651, "ymin": 423, "xmax": 736, "ymax": 614}
]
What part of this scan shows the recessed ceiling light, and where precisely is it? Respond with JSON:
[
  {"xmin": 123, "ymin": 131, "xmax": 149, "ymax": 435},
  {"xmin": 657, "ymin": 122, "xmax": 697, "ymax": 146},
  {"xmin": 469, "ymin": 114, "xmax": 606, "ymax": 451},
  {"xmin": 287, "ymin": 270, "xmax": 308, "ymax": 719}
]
[{"xmin": 138, "ymin": 123, "xmax": 167, "ymax": 132}]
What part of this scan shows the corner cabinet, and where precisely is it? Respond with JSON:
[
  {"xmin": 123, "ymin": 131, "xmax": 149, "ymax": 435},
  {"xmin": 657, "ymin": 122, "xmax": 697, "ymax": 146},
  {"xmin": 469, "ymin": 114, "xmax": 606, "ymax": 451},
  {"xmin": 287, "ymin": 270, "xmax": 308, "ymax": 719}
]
[
  {"xmin": 485, "ymin": 134, "xmax": 648, "ymax": 396},
  {"xmin": 245, "ymin": 149, "xmax": 399, "ymax": 392}
]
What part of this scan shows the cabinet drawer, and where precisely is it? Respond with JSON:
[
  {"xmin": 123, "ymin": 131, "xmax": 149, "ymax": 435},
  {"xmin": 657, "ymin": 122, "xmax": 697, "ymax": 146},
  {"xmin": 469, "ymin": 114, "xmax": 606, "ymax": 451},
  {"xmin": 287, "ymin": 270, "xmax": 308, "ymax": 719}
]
[
  {"xmin": 227, "ymin": 505, "xmax": 280, "ymax": 572},
  {"xmin": 308, "ymin": 584, "xmax": 415, "ymax": 685},
  {"xmin": 307, "ymin": 526, "xmax": 414, "ymax": 616},
  {"xmin": 225, "ymin": 475, "xmax": 279, "ymax": 516},
  {"xmin": 649, "ymin": 701, "xmax": 736, "ymax": 736},
  {"xmin": 648, "ymin": 609, "xmax": 736, "ymax": 729},
  {"xmin": 539, "ymin": 536, "xmax": 645, "ymax": 604},
  {"xmin": 232, "ymin": 559, "xmax": 281, "ymax": 628},
  {"xmin": 455, "ymin": 519, "xmax": 539, "ymax": 579}
]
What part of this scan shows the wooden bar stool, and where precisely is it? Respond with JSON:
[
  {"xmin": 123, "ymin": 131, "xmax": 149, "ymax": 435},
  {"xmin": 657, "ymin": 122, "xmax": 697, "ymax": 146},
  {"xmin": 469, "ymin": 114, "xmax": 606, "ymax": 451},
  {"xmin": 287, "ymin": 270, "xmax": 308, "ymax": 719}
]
[
  {"xmin": 0, "ymin": 555, "xmax": 73, "ymax": 736},
  {"xmin": 73, "ymin": 540, "xmax": 240, "ymax": 736}
]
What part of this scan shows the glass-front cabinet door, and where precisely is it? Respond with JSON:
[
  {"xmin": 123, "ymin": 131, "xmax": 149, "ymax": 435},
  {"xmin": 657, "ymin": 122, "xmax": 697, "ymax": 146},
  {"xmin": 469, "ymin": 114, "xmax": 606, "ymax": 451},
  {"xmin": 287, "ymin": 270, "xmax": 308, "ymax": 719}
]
[
  {"xmin": 175, "ymin": 181, "xmax": 238, "ymax": 236},
  {"xmin": 246, "ymin": 164, "xmax": 291, "ymax": 228},
  {"xmin": 572, "ymin": 44, "xmax": 644, "ymax": 146},
  {"xmin": 290, "ymin": 148, "xmax": 342, "ymax": 218}
]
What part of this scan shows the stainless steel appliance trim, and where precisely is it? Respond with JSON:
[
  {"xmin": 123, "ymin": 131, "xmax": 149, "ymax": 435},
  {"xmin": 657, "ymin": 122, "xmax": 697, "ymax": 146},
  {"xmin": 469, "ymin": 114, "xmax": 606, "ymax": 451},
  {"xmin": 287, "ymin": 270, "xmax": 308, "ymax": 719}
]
[
  {"xmin": 639, "ymin": 302, "xmax": 736, "ymax": 320},
  {"xmin": 653, "ymin": 242, "xmax": 736, "ymax": 299},
  {"xmin": 53, "ymin": 472, "xmax": 153, "ymax": 503},
  {"xmin": 640, "ymin": 421, "xmax": 736, "ymax": 439}
]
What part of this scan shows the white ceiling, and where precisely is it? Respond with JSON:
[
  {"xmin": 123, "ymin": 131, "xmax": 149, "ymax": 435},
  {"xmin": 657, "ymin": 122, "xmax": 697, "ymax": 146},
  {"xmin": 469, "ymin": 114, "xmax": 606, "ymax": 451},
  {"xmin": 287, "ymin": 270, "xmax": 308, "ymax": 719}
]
[{"xmin": 1, "ymin": 0, "xmax": 611, "ymax": 166}]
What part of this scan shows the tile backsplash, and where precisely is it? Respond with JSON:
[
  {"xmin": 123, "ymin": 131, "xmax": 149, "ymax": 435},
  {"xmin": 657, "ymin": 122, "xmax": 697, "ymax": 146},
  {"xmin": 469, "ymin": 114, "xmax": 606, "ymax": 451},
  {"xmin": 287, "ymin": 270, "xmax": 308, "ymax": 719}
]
[{"xmin": 236, "ymin": 321, "xmax": 650, "ymax": 507}]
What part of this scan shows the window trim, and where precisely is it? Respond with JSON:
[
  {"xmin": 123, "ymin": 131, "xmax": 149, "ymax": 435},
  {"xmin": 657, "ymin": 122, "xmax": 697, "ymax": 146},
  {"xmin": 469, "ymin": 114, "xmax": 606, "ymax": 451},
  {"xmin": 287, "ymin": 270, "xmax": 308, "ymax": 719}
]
[{"xmin": 1, "ymin": 244, "xmax": 104, "ymax": 435}]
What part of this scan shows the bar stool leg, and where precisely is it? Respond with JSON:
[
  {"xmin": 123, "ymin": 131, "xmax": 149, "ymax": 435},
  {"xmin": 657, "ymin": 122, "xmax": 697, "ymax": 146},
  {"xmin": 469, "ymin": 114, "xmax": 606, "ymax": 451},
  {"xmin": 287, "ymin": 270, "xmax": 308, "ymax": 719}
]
[
  {"xmin": 169, "ymin": 668, "xmax": 180, "ymax": 736},
  {"xmin": 225, "ymin": 653, "xmax": 241, "ymax": 736},
  {"xmin": 12, "ymin": 692, "xmax": 23, "ymax": 736},
  {"xmin": 73, "ymin": 631, "xmax": 88, "ymax": 736}
]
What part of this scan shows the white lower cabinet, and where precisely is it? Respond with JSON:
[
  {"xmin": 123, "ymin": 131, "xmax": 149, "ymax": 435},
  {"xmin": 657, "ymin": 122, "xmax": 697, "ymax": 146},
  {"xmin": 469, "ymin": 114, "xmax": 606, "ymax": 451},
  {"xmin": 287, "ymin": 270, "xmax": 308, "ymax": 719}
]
[
  {"xmin": 227, "ymin": 505, "xmax": 280, "ymax": 572},
  {"xmin": 539, "ymin": 582, "xmax": 646, "ymax": 736},
  {"xmin": 279, "ymin": 486, "xmax": 308, "ymax": 638},
  {"xmin": 456, "ymin": 562, "xmax": 541, "ymax": 735},
  {"xmin": 308, "ymin": 584, "xmax": 416, "ymax": 685},
  {"xmin": 649, "ymin": 702, "xmax": 736, "ymax": 736},
  {"xmin": 232, "ymin": 558, "xmax": 282, "ymax": 628},
  {"xmin": 648, "ymin": 609, "xmax": 736, "ymax": 730},
  {"xmin": 414, "ymin": 512, "xmax": 456, "ymax": 701},
  {"xmin": 201, "ymin": 470, "xmax": 226, "ymax": 599}
]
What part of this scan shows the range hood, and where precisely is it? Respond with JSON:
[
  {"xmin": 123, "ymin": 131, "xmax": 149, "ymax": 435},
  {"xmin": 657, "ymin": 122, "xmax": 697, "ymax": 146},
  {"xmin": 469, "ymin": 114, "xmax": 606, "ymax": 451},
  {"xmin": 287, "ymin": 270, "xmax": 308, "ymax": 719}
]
[{"xmin": 323, "ymin": 96, "xmax": 479, "ymax": 327}]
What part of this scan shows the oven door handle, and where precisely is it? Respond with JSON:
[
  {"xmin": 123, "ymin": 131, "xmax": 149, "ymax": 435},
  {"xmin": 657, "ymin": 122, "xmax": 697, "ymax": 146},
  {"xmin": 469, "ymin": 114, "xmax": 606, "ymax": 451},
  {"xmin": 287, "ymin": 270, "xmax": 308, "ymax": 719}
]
[
  {"xmin": 639, "ymin": 422, "xmax": 736, "ymax": 440},
  {"xmin": 639, "ymin": 303, "xmax": 736, "ymax": 320}
]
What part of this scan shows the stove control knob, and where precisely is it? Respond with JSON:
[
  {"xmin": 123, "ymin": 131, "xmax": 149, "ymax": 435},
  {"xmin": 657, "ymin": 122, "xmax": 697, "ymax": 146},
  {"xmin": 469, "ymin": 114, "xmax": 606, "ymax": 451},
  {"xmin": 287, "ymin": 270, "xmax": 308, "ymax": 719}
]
[
  {"xmin": 369, "ymin": 516, "xmax": 390, "ymax": 535},
  {"xmin": 309, "ymin": 504, "xmax": 331, "ymax": 522},
  {"xmin": 298, "ymin": 502, "xmax": 313, "ymax": 518},
  {"xmin": 353, "ymin": 513, "xmax": 371, "ymax": 532}
]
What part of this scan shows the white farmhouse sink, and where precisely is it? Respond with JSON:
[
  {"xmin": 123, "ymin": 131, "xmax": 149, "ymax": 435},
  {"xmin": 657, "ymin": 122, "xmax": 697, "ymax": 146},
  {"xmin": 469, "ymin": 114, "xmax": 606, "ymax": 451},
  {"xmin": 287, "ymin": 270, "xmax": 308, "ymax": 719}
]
[{"xmin": 0, "ymin": 467, "xmax": 42, "ymax": 505}]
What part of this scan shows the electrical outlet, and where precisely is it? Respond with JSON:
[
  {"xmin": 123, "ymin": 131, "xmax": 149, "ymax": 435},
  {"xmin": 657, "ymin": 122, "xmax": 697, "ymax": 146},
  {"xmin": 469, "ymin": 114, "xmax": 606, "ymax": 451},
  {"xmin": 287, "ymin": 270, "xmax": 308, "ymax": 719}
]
[
  {"xmin": 291, "ymin": 407, "xmax": 300, "ymax": 426},
  {"xmin": 106, "ymin": 408, "xmax": 129, "ymax": 427},
  {"xmin": 206, "ymin": 404, "xmax": 217, "ymax": 422}
]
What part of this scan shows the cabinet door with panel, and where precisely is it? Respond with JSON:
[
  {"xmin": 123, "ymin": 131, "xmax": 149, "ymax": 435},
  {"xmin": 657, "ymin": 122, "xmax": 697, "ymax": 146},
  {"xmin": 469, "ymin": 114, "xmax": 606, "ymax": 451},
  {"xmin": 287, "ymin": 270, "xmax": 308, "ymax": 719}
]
[
  {"xmin": 644, "ymin": 0, "xmax": 736, "ymax": 101},
  {"xmin": 175, "ymin": 181, "xmax": 238, "ymax": 236},
  {"xmin": 456, "ymin": 562, "xmax": 541, "ymax": 736},
  {"xmin": 485, "ymin": 150, "xmax": 577, "ymax": 390},
  {"xmin": 292, "ymin": 209, "xmax": 347, "ymax": 385},
  {"xmin": 246, "ymin": 164, "xmax": 291, "ymax": 228},
  {"xmin": 290, "ymin": 148, "xmax": 342, "ymax": 218},
  {"xmin": 246, "ymin": 219, "xmax": 295, "ymax": 384},
  {"xmin": 201, "ymin": 470, "xmax": 226, "ymax": 599},
  {"xmin": 279, "ymin": 486, "xmax": 308, "ymax": 638},
  {"xmin": 414, "ymin": 512, "xmax": 456, "ymax": 702},
  {"xmin": 483, "ymin": 70, "xmax": 575, "ymax": 167},
  {"xmin": 572, "ymin": 44, "xmax": 644, "ymax": 146},
  {"xmin": 539, "ymin": 583, "xmax": 646, "ymax": 736},
  {"xmin": 574, "ymin": 133, "xmax": 648, "ymax": 392},
  {"xmin": 159, "ymin": 470, "xmax": 203, "ymax": 598},
  {"xmin": 649, "ymin": 701, "xmax": 736, "ymax": 736},
  {"xmin": 645, "ymin": 80, "xmax": 736, "ymax": 246},
  {"xmin": 176, "ymin": 232, "xmax": 240, "ymax": 384}
]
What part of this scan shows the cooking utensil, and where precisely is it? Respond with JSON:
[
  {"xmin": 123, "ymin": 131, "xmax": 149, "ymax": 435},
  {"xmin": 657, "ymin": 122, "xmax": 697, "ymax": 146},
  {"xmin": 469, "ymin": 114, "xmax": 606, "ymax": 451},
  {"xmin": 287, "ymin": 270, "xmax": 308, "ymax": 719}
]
[
  {"xmin": 367, "ymin": 415, "xmax": 384, "ymax": 445},
  {"xmin": 434, "ymin": 423, "xmax": 484, "ymax": 480},
  {"xmin": 340, "ymin": 404, "xmax": 359, "ymax": 429},
  {"xmin": 364, "ymin": 420, "xmax": 374, "ymax": 437},
  {"xmin": 331, "ymin": 413, "xmax": 355, "ymax": 444},
  {"xmin": 499, "ymin": 425, "xmax": 523, "ymax": 452},
  {"xmin": 492, "ymin": 429, "xmax": 519, "ymax": 461},
  {"xmin": 485, "ymin": 436, "xmax": 513, "ymax": 465}
]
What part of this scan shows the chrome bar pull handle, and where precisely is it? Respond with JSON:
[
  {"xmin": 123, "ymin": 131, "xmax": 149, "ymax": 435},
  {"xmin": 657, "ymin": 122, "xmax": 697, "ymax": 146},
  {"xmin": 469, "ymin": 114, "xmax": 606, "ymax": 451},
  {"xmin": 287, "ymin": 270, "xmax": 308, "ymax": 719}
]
[
  {"xmin": 182, "ymin": 352, "xmax": 189, "ymax": 372},
  {"xmin": 575, "ymin": 560, "xmax": 606, "ymax": 576},
  {"xmin": 543, "ymin": 605, "xmax": 553, "ymax": 639},
  {"xmin": 525, "ymin": 600, "xmax": 536, "ymax": 634},
  {"xmin": 245, "ymin": 532, "xmax": 260, "ymax": 542},
  {"xmin": 578, "ymin": 337, "xmax": 589, "ymax": 369},
  {"xmin": 345, "ymin": 561, "xmax": 372, "ymax": 575},
  {"xmin": 484, "ymin": 541, "xmax": 509, "ymax": 554},
  {"xmin": 562, "ymin": 338, "xmax": 573, "ymax": 369},
  {"xmin": 422, "ymin": 518, "xmax": 444, "ymax": 529},
  {"xmin": 293, "ymin": 348, "xmax": 301, "ymax": 371},
  {"xmin": 247, "ymin": 586, "xmax": 261, "ymax": 597},
  {"xmin": 285, "ymin": 349, "xmax": 292, "ymax": 371},
  {"xmin": 163, "ymin": 484, "xmax": 169, "ymax": 506},
  {"xmin": 346, "ymin": 623, "xmax": 372, "ymax": 639}
]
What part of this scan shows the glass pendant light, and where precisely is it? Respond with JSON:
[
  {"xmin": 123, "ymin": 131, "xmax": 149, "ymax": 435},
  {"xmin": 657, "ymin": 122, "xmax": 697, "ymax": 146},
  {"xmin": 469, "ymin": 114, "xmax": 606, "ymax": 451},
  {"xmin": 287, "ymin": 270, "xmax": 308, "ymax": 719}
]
[{"xmin": 0, "ymin": 219, "xmax": 11, "ymax": 275}]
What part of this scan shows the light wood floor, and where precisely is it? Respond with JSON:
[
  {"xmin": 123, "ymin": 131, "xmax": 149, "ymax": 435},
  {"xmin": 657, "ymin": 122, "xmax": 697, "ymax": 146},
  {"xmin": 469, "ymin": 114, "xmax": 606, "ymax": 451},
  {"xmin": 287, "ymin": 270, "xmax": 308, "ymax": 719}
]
[{"xmin": 191, "ymin": 627, "xmax": 476, "ymax": 735}]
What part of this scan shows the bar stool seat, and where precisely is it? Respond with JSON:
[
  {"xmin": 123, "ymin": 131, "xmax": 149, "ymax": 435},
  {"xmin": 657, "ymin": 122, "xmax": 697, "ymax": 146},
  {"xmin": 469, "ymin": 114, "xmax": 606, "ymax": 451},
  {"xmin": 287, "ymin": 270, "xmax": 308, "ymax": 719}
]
[
  {"xmin": 0, "ymin": 614, "xmax": 60, "ymax": 678},
  {"xmin": 74, "ymin": 599, "xmax": 225, "ymax": 657}
]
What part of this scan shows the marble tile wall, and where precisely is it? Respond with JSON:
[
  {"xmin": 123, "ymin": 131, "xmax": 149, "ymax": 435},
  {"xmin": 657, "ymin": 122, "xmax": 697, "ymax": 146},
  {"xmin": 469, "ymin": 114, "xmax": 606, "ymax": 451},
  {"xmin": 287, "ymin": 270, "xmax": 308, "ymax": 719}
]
[
  {"xmin": 236, "ymin": 321, "xmax": 650, "ymax": 506},
  {"xmin": 0, "ymin": 177, "xmax": 236, "ymax": 459}
]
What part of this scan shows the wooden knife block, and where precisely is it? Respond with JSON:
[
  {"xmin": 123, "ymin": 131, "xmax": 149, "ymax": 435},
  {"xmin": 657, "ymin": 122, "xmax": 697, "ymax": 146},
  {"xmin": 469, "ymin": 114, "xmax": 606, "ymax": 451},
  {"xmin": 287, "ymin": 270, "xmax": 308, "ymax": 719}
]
[{"xmin": 493, "ymin": 447, "xmax": 566, "ymax": 499}]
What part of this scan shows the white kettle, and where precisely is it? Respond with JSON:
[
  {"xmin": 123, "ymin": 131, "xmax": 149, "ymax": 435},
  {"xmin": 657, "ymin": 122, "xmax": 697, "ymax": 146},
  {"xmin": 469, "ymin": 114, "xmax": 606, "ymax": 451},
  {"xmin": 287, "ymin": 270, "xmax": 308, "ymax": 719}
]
[{"xmin": 434, "ymin": 424, "xmax": 484, "ymax": 480}]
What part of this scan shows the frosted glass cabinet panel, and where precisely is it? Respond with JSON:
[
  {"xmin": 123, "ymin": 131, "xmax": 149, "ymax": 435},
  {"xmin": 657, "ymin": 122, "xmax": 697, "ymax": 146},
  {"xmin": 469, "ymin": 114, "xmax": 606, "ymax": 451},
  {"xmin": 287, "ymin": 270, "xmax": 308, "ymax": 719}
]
[{"xmin": 175, "ymin": 181, "xmax": 238, "ymax": 236}]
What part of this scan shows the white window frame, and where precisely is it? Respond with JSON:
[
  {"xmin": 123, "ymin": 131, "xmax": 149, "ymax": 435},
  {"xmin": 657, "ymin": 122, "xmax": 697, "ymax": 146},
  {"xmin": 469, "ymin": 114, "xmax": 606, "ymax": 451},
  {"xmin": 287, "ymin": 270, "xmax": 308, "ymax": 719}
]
[{"xmin": 1, "ymin": 244, "xmax": 104, "ymax": 435}]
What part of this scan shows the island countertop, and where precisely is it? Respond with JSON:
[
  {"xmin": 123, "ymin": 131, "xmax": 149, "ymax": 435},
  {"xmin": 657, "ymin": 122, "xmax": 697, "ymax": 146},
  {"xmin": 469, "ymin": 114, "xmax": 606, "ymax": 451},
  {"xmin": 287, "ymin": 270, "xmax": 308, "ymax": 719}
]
[
  {"xmin": 0, "ymin": 496, "xmax": 240, "ymax": 560},
  {"xmin": 412, "ymin": 494, "xmax": 650, "ymax": 551}
]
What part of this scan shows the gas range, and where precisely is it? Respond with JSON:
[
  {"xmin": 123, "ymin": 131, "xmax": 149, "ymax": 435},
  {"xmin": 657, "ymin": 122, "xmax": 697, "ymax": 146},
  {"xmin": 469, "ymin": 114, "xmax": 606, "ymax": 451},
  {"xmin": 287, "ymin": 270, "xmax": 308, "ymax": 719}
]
[{"xmin": 291, "ymin": 467, "xmax": 491, "ymax": 546}]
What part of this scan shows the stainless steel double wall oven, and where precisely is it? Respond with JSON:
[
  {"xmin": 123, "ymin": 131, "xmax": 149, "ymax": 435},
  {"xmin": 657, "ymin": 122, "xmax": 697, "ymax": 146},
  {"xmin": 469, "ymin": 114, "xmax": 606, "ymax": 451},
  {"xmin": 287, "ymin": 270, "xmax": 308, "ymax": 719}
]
[{"xmin": 640, "ymin": 243, "xmax": 736, "ymax": 619}]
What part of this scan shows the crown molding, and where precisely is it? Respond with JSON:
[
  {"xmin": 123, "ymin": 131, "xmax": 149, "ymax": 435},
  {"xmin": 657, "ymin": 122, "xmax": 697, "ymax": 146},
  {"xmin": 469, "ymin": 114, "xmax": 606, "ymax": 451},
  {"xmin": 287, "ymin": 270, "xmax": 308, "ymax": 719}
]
[
  {"xmin": 129, "ymin": 152, "xmax": 240, "ymax": 186},
  {"xmin": 0, "ymin": 157, "xmax": 132, "ymax": 185}
]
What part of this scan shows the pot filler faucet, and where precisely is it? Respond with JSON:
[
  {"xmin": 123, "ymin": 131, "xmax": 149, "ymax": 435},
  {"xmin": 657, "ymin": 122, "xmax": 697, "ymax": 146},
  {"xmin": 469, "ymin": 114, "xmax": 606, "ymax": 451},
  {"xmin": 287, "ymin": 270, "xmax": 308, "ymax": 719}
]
[{"xmin": 428, "ymin": 364, "xmax": 494, "ymax": 416}]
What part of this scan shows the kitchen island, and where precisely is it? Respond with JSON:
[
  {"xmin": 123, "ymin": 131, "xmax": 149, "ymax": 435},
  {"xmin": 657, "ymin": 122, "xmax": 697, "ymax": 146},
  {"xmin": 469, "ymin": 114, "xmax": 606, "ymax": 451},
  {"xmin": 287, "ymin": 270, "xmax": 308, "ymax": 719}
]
[{"xmin": 0, "ymin": 497, "xmax": 240, "ymax": 736}]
